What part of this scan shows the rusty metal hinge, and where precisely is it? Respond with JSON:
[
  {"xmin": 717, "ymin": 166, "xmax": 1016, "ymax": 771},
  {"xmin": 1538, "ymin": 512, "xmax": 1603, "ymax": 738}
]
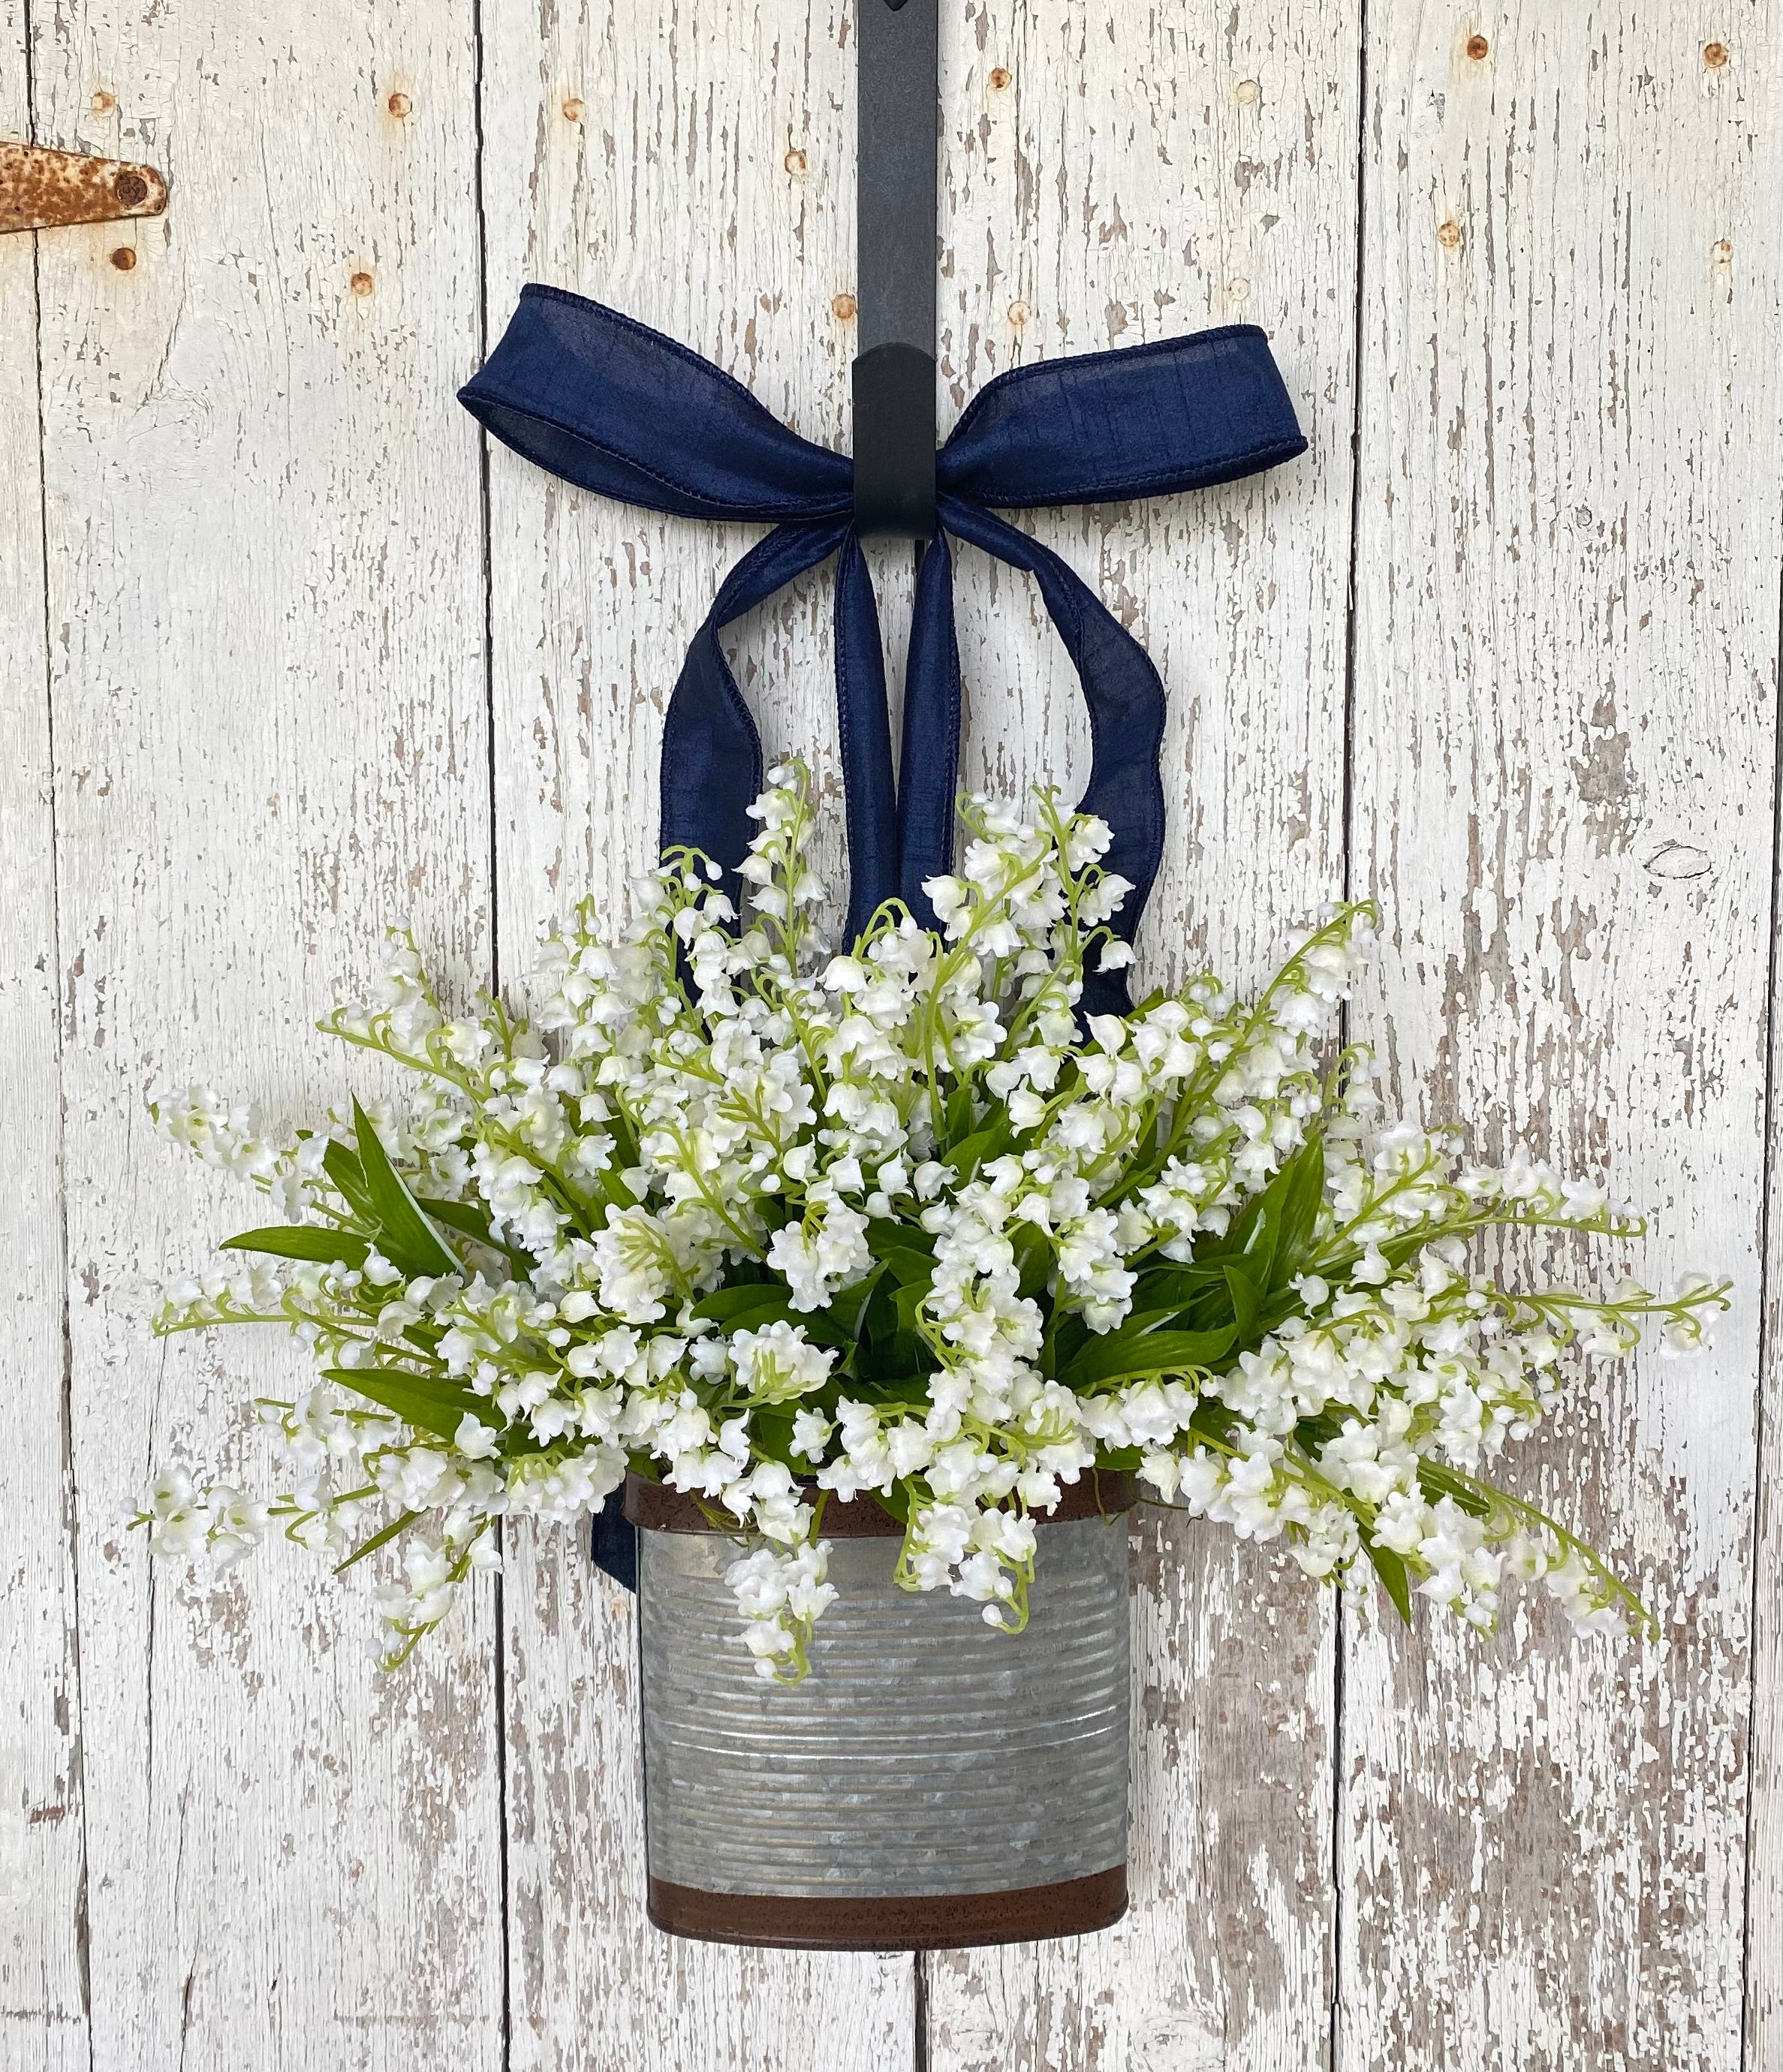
[{"xmin": 0, "ymin": 141, "xmax": 168, "ymax": 235}]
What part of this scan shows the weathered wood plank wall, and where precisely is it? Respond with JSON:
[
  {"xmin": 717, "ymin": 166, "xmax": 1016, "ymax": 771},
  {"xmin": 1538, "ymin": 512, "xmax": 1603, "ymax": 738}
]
[
  {"xmin": 480, "ymin": 4, "xmax": 915, "ymax": 2064},
  {"xmin": 4, "ymin": 2, "xmax": 1779, "ymax": 2068},
  {"xmin": 1344, "ymin": 9, "xmax": 1780, "ymax": 2067},
  {"xmin": 927, "ymin": 5, "xmax": 1360, "ymax": 2066},
  {"xmin": 12, "ymin": 5, "xmax": 506, "ymax": 2064},
  {"xmin": 1, "ymin": 3, "xmax": 86, "ymax": 2065}
]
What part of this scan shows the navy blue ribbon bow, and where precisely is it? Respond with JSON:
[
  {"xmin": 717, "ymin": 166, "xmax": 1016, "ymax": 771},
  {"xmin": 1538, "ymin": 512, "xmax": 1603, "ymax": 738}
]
[
  {"xmin": 460, "ymin": 285, "xmax": 1305, "ymax": 1019},
  {"xmin": 459, "ymin": 285, "xmax": 1306, "ymax": 1588}
]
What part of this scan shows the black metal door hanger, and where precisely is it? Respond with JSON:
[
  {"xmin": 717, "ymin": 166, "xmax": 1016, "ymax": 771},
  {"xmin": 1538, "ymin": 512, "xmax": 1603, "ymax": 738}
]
[{"xmin": 852, "ymin": 0, "xmax": 938, "ymax": 538}]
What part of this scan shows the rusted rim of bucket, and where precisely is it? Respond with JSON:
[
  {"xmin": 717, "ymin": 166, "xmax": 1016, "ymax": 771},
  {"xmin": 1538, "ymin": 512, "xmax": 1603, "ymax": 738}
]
[
  {"xmin": 625, "ymin": 1468, "xmax": 1136, "ymax": 1535},
  {"xmin": 646, "ymin": 1863, "xmax": 1128, "ymax": 1950}
]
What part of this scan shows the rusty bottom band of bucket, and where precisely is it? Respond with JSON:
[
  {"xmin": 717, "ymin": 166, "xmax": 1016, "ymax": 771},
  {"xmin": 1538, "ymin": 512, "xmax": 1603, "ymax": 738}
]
[{"xmin": 646, "ymin": 1864, "xmax": 1128, "ymax": 1950}]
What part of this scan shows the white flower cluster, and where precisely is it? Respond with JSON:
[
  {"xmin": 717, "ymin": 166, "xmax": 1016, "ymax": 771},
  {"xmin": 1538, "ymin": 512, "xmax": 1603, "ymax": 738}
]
[{"xmin": 140, "ymin": 762, "xmax": 1726, "ymax": 1675}]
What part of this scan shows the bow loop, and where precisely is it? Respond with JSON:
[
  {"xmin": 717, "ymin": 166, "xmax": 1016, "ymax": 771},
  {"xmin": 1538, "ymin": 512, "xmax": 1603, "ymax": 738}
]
[
  {"xmin": 660, "ymin": 519, "xmax": 853, "ymax": 904},
  {"xmin": 938, "ymin": 325, "xmax": 1305, "ymax": 512},
  {"xmin": 462, "ymin": 285, "xmax": 853, "ymax": 523}
]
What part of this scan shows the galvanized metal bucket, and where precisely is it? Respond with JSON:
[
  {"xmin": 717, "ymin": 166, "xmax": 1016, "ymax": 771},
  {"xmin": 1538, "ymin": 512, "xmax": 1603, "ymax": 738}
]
[{"xmin": 626, "ymin": 1474, "xmax": 1134, "ymax": 1950}]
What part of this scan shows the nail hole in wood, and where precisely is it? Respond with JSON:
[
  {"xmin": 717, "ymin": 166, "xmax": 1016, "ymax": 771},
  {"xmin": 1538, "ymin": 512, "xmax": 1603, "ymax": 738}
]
[
  {"xmin": 1465, "ymin": 34, "xmax": 1489, "ymax": 59},
  {"xmin": 110, "ymin": 247, "xmax": 136, "ymax": 271},
  {"xmin": 90, "ymin": 88, "xmax": 116, "ymax": 114},
  {"xmin": 562, "ymin": 95, "xmax": 585, "ymax": 122},
  {"xmin": 387, "ymin": 92, "xmax": 412, "ymax": 118},
  {"xmin": 831, "ymin": 292, "xmax": 857, "ymax": 321},
  {"xmin": 351, "ymin": 270, "xmax": 375, "ymax": 296},
  {"xmin": 1437, "ymin": 220, "xmax": 1462, "ymax": 249},
  {"xmin": 1236, "ymin": 78, "xmax": 1260, "ymax": 104},
  {"xmin": 785, "ymin": 147, "xmax": 807, "ymax": 175},
  {"xmin": 1703, "ymin": 41, "xmax": 1729, "ymax": 66},
  {"xmin": 989, "ymin": 67, "xmax": 1010, "ymax": 90}
]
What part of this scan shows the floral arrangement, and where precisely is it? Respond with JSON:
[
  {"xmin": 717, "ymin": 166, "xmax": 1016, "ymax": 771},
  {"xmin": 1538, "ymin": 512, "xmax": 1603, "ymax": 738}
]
[{"xmin": 140, "ymin": 762, "xmax": 1726, "ymax": 1682}]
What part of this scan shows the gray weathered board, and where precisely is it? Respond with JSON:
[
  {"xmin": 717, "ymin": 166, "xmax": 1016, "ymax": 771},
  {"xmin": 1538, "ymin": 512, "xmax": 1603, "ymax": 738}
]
[{"xmin": 2, "ymin": 2, "xmax": 1778, "ymax": 2067}]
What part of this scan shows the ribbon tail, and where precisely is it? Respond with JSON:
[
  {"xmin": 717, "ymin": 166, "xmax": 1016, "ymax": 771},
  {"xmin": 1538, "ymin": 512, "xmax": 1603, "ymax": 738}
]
[
  {"xmin": 835, "ymin": 533, "xmax": 900, "ymax": 941},
  {"xmin": 589, "ymin": 1492, "xmax": 638, "ymax": 1592},
  {"xmin": 661, "ymin": 522, "xmax": 849, "ymax": 911},
  {"xmin": 941, "ymin": 498, "xmax": 1165, "ymax": 1015},
  {"xmin": 896, "ymin": 532, "xmax": 962, "ymax": 927}
]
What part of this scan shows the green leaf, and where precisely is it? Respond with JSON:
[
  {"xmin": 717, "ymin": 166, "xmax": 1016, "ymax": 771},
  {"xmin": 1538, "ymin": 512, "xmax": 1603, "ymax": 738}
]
[
  {"xmin": 853, "ymin": 1268, "xmax": 935, "ymax": 1384},
  {"xmin": 858, "ymin": 1264, "xmax": 898, "ymax": 1346},
  {"xmin": 693, "ymin": 1282, "xmax": 795, "ymax": 1325},
  {"xmin": 879, "ymin": 1243, "xmax": 938, "ymax": 1290},
  {"xmin": 866, "ymin": 1221, "xmax": 935, "ymax": 1266},
  {"xmin": 1360, "ymin": 1532, "xmax": 1414, "ymax": 1624},
  {"xmin": 1047, "ymin": 1312, "xmax": 1092, "ymax": 1375},
  {"xmin": 1188, "ymin": 1399, "xmax": 1239, "ymax": 1447},
  {"xmin": 414, "ymin": 1194, "xmax": 490, "ymax": 1239},
  {"xmin": 222, "ymin": 1224, "xmax": 370, "ymax": 1267},
  {"xmin": 1061, "ymin": 1324, "xmax": 1238, "ymax": 1392},
  {"xmin": 745, "ymin": 1407, "xmax": 800, "ymax": 1471},
  {"xmin": 809, "ymin": 1274, "xmax": 875, "ymax": 1342},
  {"xmin": 351, "ymin": 1100, "xmax": 459, "ymax": 1278},
  {"xmin": 413, "ymin": 1194, "xmax": 530, "ymax": 1263},
  {"xmin": 1221, "ymin": 1260, "xmax": 1262, "ymax": 1343},
  {"xmin": 1129, "ymin": 1260, "xmax": 1230, "ymax": 1325},
  {"xmin": 1013, "ymin": 1225, "xmax": 1052, "ymax": 1305},
  {"xmin": 1415, "ymin": 1459, "xmax": 1493, "ymax": 1519},
  {"xmin": 1231, "ymin": 1196, "xmax": 1281, "ymax": 1284},
  {"xmin": 321, "ymin": 1364, "xmax": 483, "ymax": 1441},
  {"xmin": 1203, "ymin": 1141, "xmax": 1324, "ymax": 1291},
  {"xmin": 942, "ymin": 1080, "xmax": 975, "ymax": 1149},
  {"xmin": 719, "ymin": 1292, "xmax": 798, "ymax": 1336},
  {"xmin": 1113, "ymin": 1303, "xmax": 1200, "ymax": 1341},
  {"xmin": 891, "ymin": 1281, "xmax": 931, "ymax": 1335},
  {"xmin": 335, "ymin": 1507, "xmax": 423, "ymax": 1573},
  {"xmin": 947, "ymin": 1120, "xmax": 1012, "ymax": 1183},
  {"xmin": 1271, "ymin": 1137, "xmax": 1327, "ymax": 1287},
  {"xmin": 323, "ymin": 1140, "xmax": 375, "ymax": 1220},
  {"xmin": 1094, "ymin": 1444, "xmax": 1145, "ymax": 1472}
]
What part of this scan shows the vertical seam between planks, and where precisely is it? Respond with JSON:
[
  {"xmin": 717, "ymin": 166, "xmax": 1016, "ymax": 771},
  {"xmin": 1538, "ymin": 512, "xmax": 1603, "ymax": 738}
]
[
  {"xmin": 23, "ymin": 1, "xmax": 94, "ymax": 2058},
  {"xmin": 913, "ymin": 1946, "xmax": 929, "ymax": 2072},
  {"xmin": 1331, "ymin": 0, "xmax": 1373, "ymax": 2064},
  {"xmin": 468, "ymin": 0, "xmax": 511, "ymax": 2062},
  {"xmin": 1738, "ymin": 414, "xmax": 1783, "ymax": 2072}
]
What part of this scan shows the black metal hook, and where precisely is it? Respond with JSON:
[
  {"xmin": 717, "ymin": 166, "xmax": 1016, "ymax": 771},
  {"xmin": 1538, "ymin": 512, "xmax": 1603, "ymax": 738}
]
[{"xmin": 853, "ymin": 0, "xmax": 937, "ymax": 538}]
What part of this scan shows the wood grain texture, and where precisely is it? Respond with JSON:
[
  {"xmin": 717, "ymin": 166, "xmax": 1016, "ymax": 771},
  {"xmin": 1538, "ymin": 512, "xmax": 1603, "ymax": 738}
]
[
  {"xmin": 7, "ymin": 1, "xmax": 1781, "ymax": 2066},
  {"xmin": 0, "ymin": 9, "xmax": 89, "ymax": 2065},
  {"xmin": 477, "ymin": 3, "xmax": 915, "ymax": 2064},
  {"xmin": 27, "ymin": 5, "xmax": 503, "ymax": 2066},
  {"xmin": 1754, "ymin": 1025, "xmax": 1783, "ymax": 2065},
  {"xmin": 1342, "ymin": 6, "xmax": 1781, "ymax": 2069},
  {"xmin": 925, "ymin": 5, "xmax": 1360, "ymax": 2066}
]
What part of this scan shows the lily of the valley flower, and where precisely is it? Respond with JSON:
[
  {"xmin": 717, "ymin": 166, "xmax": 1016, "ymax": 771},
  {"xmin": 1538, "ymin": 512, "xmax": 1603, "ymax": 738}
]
[{"xmin": 137, "ymin": 761, "xmax": 1728, "ymax": 1678}]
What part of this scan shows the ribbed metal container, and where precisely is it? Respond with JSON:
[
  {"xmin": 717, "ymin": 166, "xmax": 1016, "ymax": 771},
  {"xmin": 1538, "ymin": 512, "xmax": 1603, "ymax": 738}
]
[{"xmin": 630, "ymin": 1476, "xmax": 1133, "ymax": 1950}]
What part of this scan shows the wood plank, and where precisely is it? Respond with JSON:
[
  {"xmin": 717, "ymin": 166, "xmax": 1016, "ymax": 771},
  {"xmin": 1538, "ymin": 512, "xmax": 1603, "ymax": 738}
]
[
  {"xmin": 1342, "ymin": 6, "xmax": 1781, "ymax": 2067},
  {"xmin": 31, "ymin": 8, "xmax": 504, "ymax": 2066},
  {"xmin": 1755, "ymin": 992, "xmax": 1783, "ymax": 2061},
  {"xmin": 0, "ymin": 11, "xmax": 90, "ymax": 2064},
  {"xmin": 477, "ymin": 3, "xmax": 917, "ymax": 2063},
  {"xmin": 925, "ymin": 4, "xmax": 1361, "ymax": 2066}
]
